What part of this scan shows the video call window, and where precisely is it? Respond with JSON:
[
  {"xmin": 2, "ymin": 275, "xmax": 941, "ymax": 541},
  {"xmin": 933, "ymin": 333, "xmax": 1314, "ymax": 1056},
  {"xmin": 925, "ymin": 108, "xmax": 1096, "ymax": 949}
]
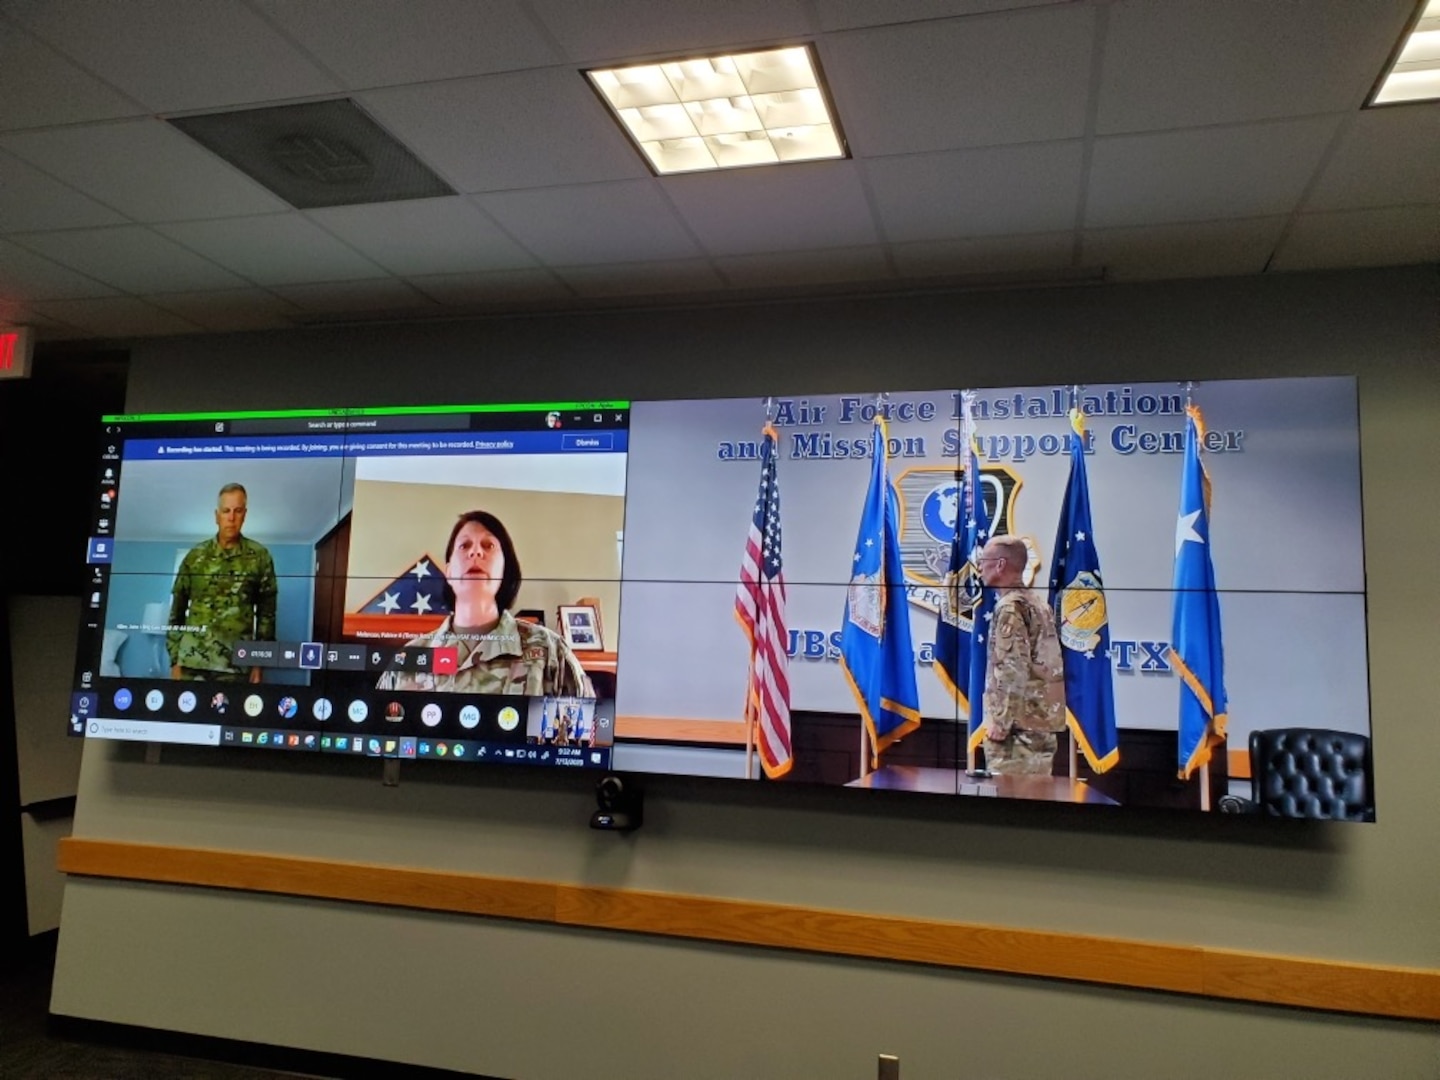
[{"xmin": 74, "ymin": 402, "xmax": 628, "ymax": 770}]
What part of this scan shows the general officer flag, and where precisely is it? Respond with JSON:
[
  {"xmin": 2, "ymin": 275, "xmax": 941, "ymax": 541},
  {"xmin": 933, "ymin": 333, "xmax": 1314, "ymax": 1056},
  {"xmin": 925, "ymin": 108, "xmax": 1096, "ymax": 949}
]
[
  {"xmin": 841, "ymin": 416, "xmax": 921, "ymax": 764},
  {"xmin": 735, "ymin": 423, "xmax": 792, "ymax": 779},
  {"xmin": 1047, "ymin": 408, "xmax": 1120, "ymax": 773},
  {"xmin": 933, "ymin": 395, "xmax": 995, "ymax": 756},
  {"xmin": 1170, "ymin": 404, "xmax": 1228, "ymax": 779}
]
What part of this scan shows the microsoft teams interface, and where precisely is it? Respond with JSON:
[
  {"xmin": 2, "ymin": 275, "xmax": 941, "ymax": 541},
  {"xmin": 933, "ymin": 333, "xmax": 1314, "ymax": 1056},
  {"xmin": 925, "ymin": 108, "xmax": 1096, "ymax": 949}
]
[
  {"xmin": 71, "ymin": 380, "xmax": 1371, "ymax": 813},
  {"xmin": 74, "ymin": 402, "xmax": 627, "ymax": 771}
]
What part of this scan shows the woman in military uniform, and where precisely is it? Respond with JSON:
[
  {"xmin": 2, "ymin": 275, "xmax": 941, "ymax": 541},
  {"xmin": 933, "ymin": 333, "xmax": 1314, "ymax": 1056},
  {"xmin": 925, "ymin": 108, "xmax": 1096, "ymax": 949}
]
[{"xmin": 376, "ymin": 511, "xmax": 594, "ymax": 697}]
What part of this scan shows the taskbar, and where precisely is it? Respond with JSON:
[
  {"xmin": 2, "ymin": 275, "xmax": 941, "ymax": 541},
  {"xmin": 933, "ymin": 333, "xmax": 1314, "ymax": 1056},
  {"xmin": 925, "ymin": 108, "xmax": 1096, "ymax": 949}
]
[{"xmin": 77, "ymin": 715, "xmax": 613, "ymax": 771}]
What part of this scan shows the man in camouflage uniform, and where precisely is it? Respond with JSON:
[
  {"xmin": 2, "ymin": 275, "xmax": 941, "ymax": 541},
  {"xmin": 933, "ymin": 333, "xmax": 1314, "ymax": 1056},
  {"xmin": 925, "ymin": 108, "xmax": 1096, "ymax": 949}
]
[
  {"xmin": 167, "ymin": 483, "xmax": 278, "ymax": 683},
  {"xmin": 979, "ymin": 536, "xmax": 1065, "ymax": 775},
  {"xmin": 374, "ymin": 612, "xmax": 594, "ymax": 697}
]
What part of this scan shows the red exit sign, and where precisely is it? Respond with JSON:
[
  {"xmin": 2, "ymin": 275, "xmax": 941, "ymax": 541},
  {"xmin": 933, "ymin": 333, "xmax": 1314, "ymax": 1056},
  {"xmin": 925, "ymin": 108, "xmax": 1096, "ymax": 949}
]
[{"xmin": 0, "ymin": 327, "xmax": 33, "ymax": 379}]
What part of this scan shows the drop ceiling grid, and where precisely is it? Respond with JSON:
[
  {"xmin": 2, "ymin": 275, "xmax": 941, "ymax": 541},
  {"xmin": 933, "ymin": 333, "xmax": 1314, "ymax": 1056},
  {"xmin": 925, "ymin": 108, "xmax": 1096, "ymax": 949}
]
[{"xmin": 0, "ymin": 0, "xmax": 1429, "ymax": 340}]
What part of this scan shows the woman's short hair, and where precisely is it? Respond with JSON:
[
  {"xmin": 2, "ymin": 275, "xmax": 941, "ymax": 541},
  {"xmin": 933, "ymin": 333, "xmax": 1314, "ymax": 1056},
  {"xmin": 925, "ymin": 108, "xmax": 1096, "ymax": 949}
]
[{"xmin": 442, "ymin": 510, "xmax": 522, "ymax": 614}]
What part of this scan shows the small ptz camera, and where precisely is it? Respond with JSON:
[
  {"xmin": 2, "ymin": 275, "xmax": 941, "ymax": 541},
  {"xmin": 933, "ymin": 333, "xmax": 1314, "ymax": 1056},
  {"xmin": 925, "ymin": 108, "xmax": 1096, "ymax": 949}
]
[{"xmin": 590, "ymin": 774, "xmax": 642, "ymax": 832}]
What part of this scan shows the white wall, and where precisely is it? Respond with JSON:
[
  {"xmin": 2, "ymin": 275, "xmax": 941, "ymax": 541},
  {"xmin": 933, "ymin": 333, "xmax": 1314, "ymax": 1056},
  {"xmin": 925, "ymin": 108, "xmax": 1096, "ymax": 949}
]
[{"xmin": 52, "ymin": 267, "xmax": 1440, "ymax": 1079}]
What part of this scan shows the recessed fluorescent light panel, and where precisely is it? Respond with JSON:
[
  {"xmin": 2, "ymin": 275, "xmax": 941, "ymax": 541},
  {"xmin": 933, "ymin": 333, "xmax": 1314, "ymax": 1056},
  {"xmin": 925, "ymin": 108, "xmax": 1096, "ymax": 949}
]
[
  {"xmin": 586, "ymin": 45, "xmax": 847, "ymax": 175},
  {"xmin": 1372, "ymin": 0, "xmax": 1440, "ymax": 104}
]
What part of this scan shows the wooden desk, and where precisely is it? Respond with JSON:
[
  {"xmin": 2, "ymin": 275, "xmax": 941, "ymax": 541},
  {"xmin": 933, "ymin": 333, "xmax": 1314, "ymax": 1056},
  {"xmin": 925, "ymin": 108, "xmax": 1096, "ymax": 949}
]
[
  {"xmin": 576, "ymin": 651, "xmax": 616, "ymax": 676},
  {"xmin": 848, "ymin": 765, "xmax": 1120, "ymax": 806}
]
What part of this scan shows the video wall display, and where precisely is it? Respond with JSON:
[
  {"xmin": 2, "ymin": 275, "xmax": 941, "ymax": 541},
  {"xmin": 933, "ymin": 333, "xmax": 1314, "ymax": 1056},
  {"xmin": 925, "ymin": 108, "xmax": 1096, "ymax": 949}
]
[{"xmin": 70, "ymin": 379, "xmax": 1372, "ymax": 818}]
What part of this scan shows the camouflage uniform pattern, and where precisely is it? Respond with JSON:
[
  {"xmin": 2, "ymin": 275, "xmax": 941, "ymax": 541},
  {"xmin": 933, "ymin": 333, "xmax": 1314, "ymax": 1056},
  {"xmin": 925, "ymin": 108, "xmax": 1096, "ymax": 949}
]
[
  {"xmin": 167, "ymin": 536, "xmax": 278, "ymax": 678},
  {"xmin": 983, "ymin": 588, "xmax": 1064, "ymax": 775},
  {"xmin": 375, "ymin": 611, "xmax": 595, "ymax": 697}
]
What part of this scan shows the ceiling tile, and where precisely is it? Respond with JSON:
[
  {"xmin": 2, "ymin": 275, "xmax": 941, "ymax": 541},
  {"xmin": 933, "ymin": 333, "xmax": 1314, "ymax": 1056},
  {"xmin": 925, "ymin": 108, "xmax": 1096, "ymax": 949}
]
[
  {"xmin": 1082, "ymin": 217, "xmax": 1288, "ymax": 282},
  {"xmin": 1306, "ymin": 109, "xmax": 1440, "ymax": 212},
  {"xmin": 0, "ymin": 17, "xmax": 143, "ymax": 130},
  {"xmin": 408, "ymin": 269, "xmax": 572, "ymax": 307},
  {"xmin": 0, "ymin": 297, "xmax": 70, "ymax": 332},
  {"xmin": 0, "ymin": 150, "xmax": 127, "ymax": 232},
  {"xmin": 714, "ymin": 246, "xmax": 893, "ymax": 289},
  {"xmin": 269, "ymin": 278, "xmax": 440, "ymax": 316},
  {"xmin": 1096, "ymin": 0, "xmax": 1413, "ymax": 135},
  {"xmin": 816, "ymin": 0, "xmax": 1064, "ymax": 31},
  {"xmin": 0, "ymin": 0, "xmax": 340, "ymax": 112},
  {"xmin": 26, "ymin": 295, "xmax": 205, "ymax": 337},
  {"xmin": 866, "ymin": 141, "xmax": 1084, "ymax": 242},
  {"xmin": 890, "ymin": 230, "xmax": 1073, "ymax": 278},
  {"xmin": 155, "ymin": 214, "xmax": 386, "ymax": 285},
  {"xmin": 1270, "ymin": 206, "xmax": 1440, "ymax": 272},
  {"xmin": 308, "ymin": 198, "xmax": 537, "ymax": 275},
  {"xmin": 823, "ymin": 4, "xmax": 1094, "ymax": 155},
  {"xmin": 477, "ymin": 181, "xmax": 702, "ymax": 266},
  {"xmin": 1085, "ymin": 117, "xmax": 1341, "ymax": 229},
  {"xmin": 0, "ymin": 239, "xmax": 118, "ymax": 300},
  {"xmin": 0, "ymin": 119, "xmax": 288, "ymax": 223},
  {"xmin": 144, "ymin": 288, "xmax": 303, "ymax": 332},
  {"xmin": 526, "ymin": 0, "xmax": 813, "ymax": 63},
  {"xmin": 251, "ymin": 0, "xmax": 561, "ymax": 87},
  {"xmin": 555, "ymin": 259, "xmax": 726, "ymax": 298},
  {"xmin": 662, "ymin": 162, "xmax": 880, "ymax": 256},
  {"xmin": 11, "ymin": 226, "xmax": 249, "ymax": 293},
  {"xmin": 360, "ymin": 69, "xmax": 648, "ymax": 193}
]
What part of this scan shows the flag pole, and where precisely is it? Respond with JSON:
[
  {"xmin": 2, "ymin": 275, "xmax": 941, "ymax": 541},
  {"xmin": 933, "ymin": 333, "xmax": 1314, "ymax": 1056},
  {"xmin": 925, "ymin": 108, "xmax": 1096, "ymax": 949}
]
[
  {"xmin": 961, "ymin": 389, "xmax": 979, "ymax": 775},
  {"xmin": 1181, "ymin": 380, "xmax": 1195, "ymax": 806},
  {"xmin": 861, "ymin": 390, "xmax": 887, "ymax": 779},
  {"xmin": 742, "ymin": 396, "xmax": 775, "ymax": 781},
  {"xmin": 1179, "ymin": 380, "xmax": 1215, "ymax": 811},
  {"xmin": 1068, "ymin": 384, "xmax": 1082, "ymax": 783}
]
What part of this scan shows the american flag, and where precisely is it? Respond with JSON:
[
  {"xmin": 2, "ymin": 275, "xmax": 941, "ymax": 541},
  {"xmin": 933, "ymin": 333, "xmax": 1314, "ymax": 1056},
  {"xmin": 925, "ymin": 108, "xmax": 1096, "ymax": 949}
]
[
  {"xmin": 357, "ymin": 554, "xmax": 452, "ymax": 616},
  {"xmin": 735, "ymin": 423, "xmax": 792, "ymax": 779}
]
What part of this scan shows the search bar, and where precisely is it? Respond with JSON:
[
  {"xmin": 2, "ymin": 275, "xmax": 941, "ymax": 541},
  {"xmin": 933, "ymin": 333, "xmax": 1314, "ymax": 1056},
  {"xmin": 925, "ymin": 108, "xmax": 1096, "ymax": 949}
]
[{"xmin": 86, "ymin": 719, "xmax": 221, "ymax": 745}]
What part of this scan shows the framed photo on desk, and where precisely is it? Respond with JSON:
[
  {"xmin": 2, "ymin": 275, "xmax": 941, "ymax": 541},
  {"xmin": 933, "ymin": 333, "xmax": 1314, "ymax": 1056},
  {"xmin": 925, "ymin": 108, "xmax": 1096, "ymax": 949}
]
[{"xmin": 559, "ymin": 604, "xmax": 602, "ymax": 651}]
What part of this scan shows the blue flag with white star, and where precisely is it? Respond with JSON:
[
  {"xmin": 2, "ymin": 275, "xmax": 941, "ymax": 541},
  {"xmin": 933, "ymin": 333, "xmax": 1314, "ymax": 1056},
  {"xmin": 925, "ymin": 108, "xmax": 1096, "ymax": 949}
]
[
  {"xmin": 1170, "ymin": 404, "xmax": 1228, "ymax": 779},
  {"xmin": 934, "ymin": 441, "xmax": 995, "ymax": 756},
  {"xmin": 357, "ymin": 554, "xmax": 451, "ymax": 617},
  {"xmin": 1047, "ymin": 409, "xmax": 1119, "ymax": 773},
  {"xmin": 840, "ymin": 417, "xmax": 921, "ymax": 764}
]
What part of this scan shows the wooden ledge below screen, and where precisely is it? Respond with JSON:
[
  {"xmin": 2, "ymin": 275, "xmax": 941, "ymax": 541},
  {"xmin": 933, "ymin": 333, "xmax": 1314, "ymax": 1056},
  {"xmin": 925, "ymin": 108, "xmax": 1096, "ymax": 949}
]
[{"xmin": 56, "ymin": 838, "xmax": 1437, "ymax": 1023}]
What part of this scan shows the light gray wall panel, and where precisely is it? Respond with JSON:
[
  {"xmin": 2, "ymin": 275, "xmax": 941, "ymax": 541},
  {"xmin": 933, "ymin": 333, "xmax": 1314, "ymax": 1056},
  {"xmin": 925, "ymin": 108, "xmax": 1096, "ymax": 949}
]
[{"xmin": 9, "ymin": 595, "xmax": 84, "ymax": 805}]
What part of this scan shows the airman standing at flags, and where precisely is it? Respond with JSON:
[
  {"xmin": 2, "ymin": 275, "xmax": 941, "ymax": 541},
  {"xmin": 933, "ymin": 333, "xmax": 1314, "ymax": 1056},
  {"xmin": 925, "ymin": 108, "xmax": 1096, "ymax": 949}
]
[
  {"xmin": 168, "ymin": 482, "xmax": 277, "ymax": 683},
  {"xmin": 979, "ymin": 536, "xmax": 1065, "ymax": 775}
]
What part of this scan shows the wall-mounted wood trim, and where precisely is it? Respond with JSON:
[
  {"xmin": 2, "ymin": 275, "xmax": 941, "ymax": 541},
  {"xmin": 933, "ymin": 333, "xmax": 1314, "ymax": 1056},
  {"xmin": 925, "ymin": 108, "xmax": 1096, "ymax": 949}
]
[
  {"xmin": 614, "ymin": 716, "xmax": 748, "ymax": 743},
  {"xmin": 57, "ymin": 838, "xmax": 1439, "ymax": 1023},
  {"xmin": 1227, "ymin": 748, "xmax": 1252, "ymax": 780}
]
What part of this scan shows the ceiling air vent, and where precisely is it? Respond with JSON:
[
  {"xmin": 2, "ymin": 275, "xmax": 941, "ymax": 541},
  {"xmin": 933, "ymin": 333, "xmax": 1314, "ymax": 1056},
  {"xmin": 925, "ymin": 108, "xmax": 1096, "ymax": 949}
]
[{"xmin": 168, "ymin": 99, "xmax": 455, "ymax": 209}]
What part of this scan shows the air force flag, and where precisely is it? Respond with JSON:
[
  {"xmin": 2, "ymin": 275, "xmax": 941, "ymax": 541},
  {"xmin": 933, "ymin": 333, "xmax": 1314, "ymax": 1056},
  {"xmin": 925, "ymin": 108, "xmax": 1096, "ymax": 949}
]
[
  {"xmin": 840, "ymin": 417, "xmax": 921, "ymax": 763},
  {"xmin": 934, "ymin": 440, "xmax": 995, "ymax": 756},
  {"xmin": 1047, "ymin": 408, "xmax": 1119, "ymax": 773},
  {"xmin": 1170, "ymin": 404, "xmax": 1228, "ymax": 779}
]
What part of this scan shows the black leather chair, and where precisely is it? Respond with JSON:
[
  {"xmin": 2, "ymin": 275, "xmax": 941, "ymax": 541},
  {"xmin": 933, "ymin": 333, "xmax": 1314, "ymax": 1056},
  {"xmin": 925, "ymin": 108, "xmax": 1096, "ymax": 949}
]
[{"xmin": 1218, "ymin": 728, "xmax": 1375, "ymax": 821}]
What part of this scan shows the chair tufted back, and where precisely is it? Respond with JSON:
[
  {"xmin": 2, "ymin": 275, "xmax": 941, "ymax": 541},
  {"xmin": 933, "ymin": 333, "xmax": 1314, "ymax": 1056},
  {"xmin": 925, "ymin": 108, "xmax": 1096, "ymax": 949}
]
[{"xmin": 1250, "ymin": 728, "xmax": 1374, "ymax": 821}]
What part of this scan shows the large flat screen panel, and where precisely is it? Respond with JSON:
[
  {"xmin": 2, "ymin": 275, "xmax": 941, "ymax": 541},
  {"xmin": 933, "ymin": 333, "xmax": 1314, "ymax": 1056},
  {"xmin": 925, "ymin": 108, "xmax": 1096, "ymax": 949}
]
[{"xmin": 69, "ymin": 378, "xmax": 1372, "ymax": 818}]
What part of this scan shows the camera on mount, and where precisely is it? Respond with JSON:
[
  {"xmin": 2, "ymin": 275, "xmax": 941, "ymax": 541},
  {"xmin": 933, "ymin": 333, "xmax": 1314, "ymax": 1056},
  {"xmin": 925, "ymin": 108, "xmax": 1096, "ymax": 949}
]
[{"xmin": 590, "ymin": 773, "xmax": 642, "ymax": 832}]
